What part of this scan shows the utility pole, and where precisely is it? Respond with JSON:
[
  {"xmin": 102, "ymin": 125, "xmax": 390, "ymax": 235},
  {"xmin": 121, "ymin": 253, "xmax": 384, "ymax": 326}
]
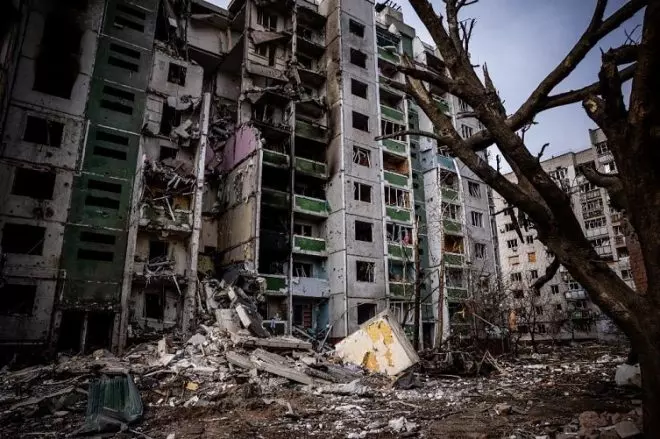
[{"xmin": 413, "ymin": 216, "xmax": 422, "ymax": 350}]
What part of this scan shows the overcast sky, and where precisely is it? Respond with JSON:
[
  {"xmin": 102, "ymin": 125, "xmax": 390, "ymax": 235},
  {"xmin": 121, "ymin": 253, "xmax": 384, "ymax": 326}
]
[{"xmin": 209, "ymin": 0, "xmax": 642, "ymax": 163}]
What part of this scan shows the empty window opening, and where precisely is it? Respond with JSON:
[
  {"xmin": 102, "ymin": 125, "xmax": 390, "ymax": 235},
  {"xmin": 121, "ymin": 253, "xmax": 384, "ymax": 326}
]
[
  {"xmin": 256, "ymin": 8, "xmax": 277, "ymax": 31},
  {"xmin": 349, "ymin": 20, "xmax": 365, "ymax": 37},
  {"xmin": 468, "ymin": 181, "xmax": 481, "ymax": 198},
  {"xmin": 100, "ymin": 99, "xmax": 133, "ymax": 115},
  {"xmin": 77, "ymin": 249, "xmax": 114, "ymax": 261},
  {"xmin": 114, "ymin": 3, "xmax": 146, "ymax": 32},
  {"xmin": 535, "ymin": 306, "xmax": 543, "ymax": 315},
  {"xmin": 23, "ymin": 116, "xmax": 64, "ymax": 147},
  {"xmin": 470, "ymin": 211, "xmax": 483, "ymax": 227},
  {"xmin": 351, "ymin": 79, "xmax": 368, "ymax": 99},
  {"xmin": 513, "ymin": 289, "xmax": 524, "ymax": 299},
  {"xmin": 100, "ymin": 86, "xmax": 135, "ymax": 115},
  {"xmin": 12, "ymin": 168, "xmax": 56, "ymax": 199},
  {"xmin": 381, "ymin": 119, "xmax": 405, "ymax": 141},
  {"xmin": 353, "ymin": 146, "xmax": 371, "ymax": 167},
  {"xmin": 506, "ymin": 239, "xmax": 518, "ymax": 249},
  {"xmin": 442, "ymin": 202, "xmax": 461, "ymax": 220},
  {"xmin": 159, "ymin": 146, "xmax": 178, "ymax": 160},
  {"xmin": 149, "ymin": 240, "xmax": 169, "ymax": 259},
  {"xmin": 97, "ymin": 129, "xmax": 129, "ymax": 146},
  {"xmin": 556, "ymin": 304, "xmax": 562, "ymax": 310},
  {"xmin": 356, "ymin": 261, "xmax": 375, "ymax": 282},
  {"xmin": 0, "ymin": 284, "xmax": 37, "ymax": 316},
  {"xmin": 383, "ymin": 154, "xmax": 409, "ymax": 175},
  {"xmin": 530, "ymin": 269, "xmax": 539, "ymax": 280},
  {"xmin": 443, "ymin": 235, "xmax": 464, "ymax": 253},
  {"xmin": 110, "ymin": 42, "xmax": 141, "ymax": 59},
  {"xmin": 57, "ymin": 311, "xmax": 84, "ymax": 352},
  {"xmin": 87, "ymin": 178, "xmax": 121, "ymax": 193},
  {"xmin": 386, "ymin": 223, "xmax": 412, "ymax": 244},
  {"xmin": 85, "ymin": 196, "xmax": 119, "ymax": 209},
  {"xmin": 94, "ymin": 146, "xmax": 127, "ymax": 160},
  {"xmin": 352, "ymin": 111, "xmax": 369, "ymax": 132},
  {"xmin": 526, "ymin": 235, "xmax": 534, "ymax": 244},
  {"xmin": 145, "ymin": 291, "xmax": 164, "ymax": 319},
  {"xmin": 353, "ymin": 183, "xmax": 372, "ymax": 203},
  {"xmin": 33, "ymin": 9, "xmax": 82, "ymax": 99},
  {"xmin": 294, "ymin": 223, "xmax": 312, "ymax": 237},
  {"xmin": 551, "ymin": 285, "xmax": 559, "ymax": 295},
  {"xmin": 357, "ymin": 303, "xmax": 376, "ymax": 324},
  {"xmin": 2, "ymin": 223, "xmax": 45, "ymax": 255},
  {"xmin": 167, "ymin": 63, "xmax": 186, "ymax": 85},
  {"xmin": 85, "ymin": 312, "xmax": 114, "ymax": 352},
  {"xmin": 385, "ymin": 187, "xmax": 410, "ymax": 208},
  {"xmin": 511, "ymin": 272, "xmax": 522, "ymax": 282},
  {"xmin": 292, "ymin": 302, "xmax": 313, "ymax": 328},
  {"xmin": 80, "ymin": 231, "xmax": 116, "ymax": 245},
  {"xmin": 474, "ymin": 242, "xmax": 486, "ymax": 259},
  {"xmin": 108, "ymin": 56, "xmax": 139, "ymax": 72},
  {"xmin": 293, "ymin": 262, "xmax": 313, "ymax": 278},
  {"xmin": 160, "ymin": 102, "xmax": 181, "ymax": 136},
  {"xmin": 350, "ymin": 49, "xmax": 367, "ymax": 68},
  {"xmin": 107, "ymin": 43, "xmax": 140, "ymax": 72},
  {"xmin": 460, "ymin": 124, "xmax": 474, "ymax": 139},
  {"xmin": 355, "ymin": 221, "xmax": 373, "ymax": 242}
]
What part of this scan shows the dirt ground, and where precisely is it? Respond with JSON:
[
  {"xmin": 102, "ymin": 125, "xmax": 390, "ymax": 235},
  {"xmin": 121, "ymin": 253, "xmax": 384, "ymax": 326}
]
[{"xmin": 0, "ymin": 342, "xmax": 641, "ymax": 439}]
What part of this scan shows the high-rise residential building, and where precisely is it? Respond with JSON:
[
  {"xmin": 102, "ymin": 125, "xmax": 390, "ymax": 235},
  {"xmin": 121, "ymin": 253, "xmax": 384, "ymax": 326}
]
[
  {"xmin": 493, "ymin": 128, "xmax": 632, "ymax": 341},
  {"xmin": 0, "ymin": 0, "xmax": 498, "ymax": 354}
]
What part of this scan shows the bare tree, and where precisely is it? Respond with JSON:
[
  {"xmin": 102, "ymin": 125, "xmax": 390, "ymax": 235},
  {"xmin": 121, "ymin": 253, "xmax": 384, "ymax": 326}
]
[{"xmin": 379, "ymin": 0, "xmax": 659, "ymax": 432}]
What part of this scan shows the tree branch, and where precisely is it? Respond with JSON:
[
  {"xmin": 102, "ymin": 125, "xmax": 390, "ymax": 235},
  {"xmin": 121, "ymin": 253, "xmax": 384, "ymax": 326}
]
[
  {"xmin": 375, "ymin": 129, "xmax": 442, "ymax": 142},
  {"xmin": 579, "ymin": 163, "xmax": 628, "ymax": 211},
  {"xmin": 532, "ymin": 257, "xmax": 561, "ymax": 292}
]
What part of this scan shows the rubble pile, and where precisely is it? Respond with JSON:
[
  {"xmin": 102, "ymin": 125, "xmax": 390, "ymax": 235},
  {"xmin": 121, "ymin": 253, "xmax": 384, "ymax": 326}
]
[{"xmin": 144, "ymin": 158, "xmax": 197, "ymax": 193}]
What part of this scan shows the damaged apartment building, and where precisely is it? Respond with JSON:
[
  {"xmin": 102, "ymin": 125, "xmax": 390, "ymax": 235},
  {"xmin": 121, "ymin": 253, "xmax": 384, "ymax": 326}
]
[{"xmin": 0, "ymin": 0, "xmax": 498, "ymax": 355}]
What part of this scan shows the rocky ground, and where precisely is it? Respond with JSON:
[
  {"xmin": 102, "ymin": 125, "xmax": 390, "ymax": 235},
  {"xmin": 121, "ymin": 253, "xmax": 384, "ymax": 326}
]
[{"xmin": 0, "ymin": 341, "xmax": 642, "ymax": 439}]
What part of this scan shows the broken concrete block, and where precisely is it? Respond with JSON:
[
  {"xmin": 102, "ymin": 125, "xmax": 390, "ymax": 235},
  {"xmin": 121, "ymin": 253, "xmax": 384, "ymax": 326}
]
[
  {"xmin": 335, "ymin": 310, "xmax": 419, "ymax": 376},
  {"xmin": 187, "ymin": 333, "xmax": 206, "ymax": 347},
  {"xmin": 215, "ymin": 309, "xmax": 241, "ymax": 334},
  {"xmin": 614, "ymin": 420, "xmax": 642, "ymax": 438},
  {"xmin": 235, "ymin": 304, "xmax": 270, "ymax": 338},
  {"xmin": 388, "ymin": 416, "xmax": 418, "ymax": 433},
  {"xmin": 615, "ymin": 363, "xmax": 641, "ymax": 387},
  {"xmin": 579, "ymin": 411, "xmax": 608, "ymax": 430},
  {"xmin": 494, "ymin": 403, "xmax": 512, "ymax": 415},
  {"xmin": 318, "ymin": 379, "xmax": 372, "ymax": 397}
]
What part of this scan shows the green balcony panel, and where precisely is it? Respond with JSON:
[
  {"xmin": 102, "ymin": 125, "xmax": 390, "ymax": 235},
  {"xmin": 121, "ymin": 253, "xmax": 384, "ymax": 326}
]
[
  {"xmin": 262, "ymin": 275, "xmax": 287, "ymax": 293},
  {"xmin": 441, "ymin": 187, "xmax": 459, "ymax": 201},
  {"xmin": 383, "ymin": 138, "xmax": 407, "ymax": 156},
  {"xmin": 435, "ymin": 99, "xmax": 450, "ymax": 113},
  {"xmin": 295, "ymin": 119, "xmax": 328, "ymax": 142},
  {"xmin": 386, "ymin": 206, "xmax": 412, "ymax": 223},
  {"xmin": 388, "ymin": 242, "xmax": 413, "ymax": 259},
  {"xmin": 295, "ymin": 157, "xmax": 327, "ymax": 177},
  {"xmin": 380, "ymin": 105, "xmax": 404, "ymax": 122},
  {"xmin": 443, "ymin": 219, "xmax": 462, "ymax": 234},
  {"xmin": 446, "ymin": 287, "xmax": 468, "ymax": 301},
  {"xmin": 437, "ymin": 155, "xmax": 456, "ymax": 170},
  {"xmin": 378, "ymin": 46, "xmax": 400, "ymax": 64},
  {"xmin": 263, "ymin": 149, "xmax": 289, "ymax": 167},
  {"xmin": 444, "ymin": 252, "xmax": 464, "ymax": 266},
  {"xmin": 294, "ymin": 194, "xmax": 329, "ymax": 216},
  {"xmin": 294, "ymin": 235, "xmax": 326, "ymax": 254},
  {"xmin": 262, "ymin": 189, "xmax": 290, "ymax": 208},
  {"xmin": 389, "ymin": 282, "xmax": 414, "ymax": 297},
  {"xmin": 384, "ymin": 170, "xmax": 409, "ymax": 187}
]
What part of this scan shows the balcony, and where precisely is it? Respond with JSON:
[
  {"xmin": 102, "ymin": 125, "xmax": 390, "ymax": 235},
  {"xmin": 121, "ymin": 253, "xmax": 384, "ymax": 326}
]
[
  {"xmin": 572, "ymin": 309, "xmax": 591, "ymax": 320},
  {"xmin": 139, "ymin": 204, "xmax": 192, "ymax": 233},
  {"xmin": 379, "ymin": 75, "xmax": 405, "ymax": 96},
  {"xmin": 263, "ymin": 149, "xmax": 289, "ymax": 168},
  {"xmin": 437, "ymin": 155, "xmax": 456, "ymax": 171},
  {"xmin": 388, "ymin": 242, "xmax": 414, "ymax": 260},
  {"xmin": 382, "ymin": 138, "xmax": 407, "ymax": 156},
  {"xmin": 447, "ymin": 287, "xmax": 468, "ymax": 301},
  {"xmin": 441, "ymin": 187, "xmax": 459, "ymax": 201},
  {"xmin": 261, "ymin": 188, "xmax": 290, "ymax": 209},
  {"xmin": 262, "ymin": 274, "xmax": 287, "ymax": 295},
  {"xmin": 295, "ymin": 119, "xmax": 329, "ymax": 143},
  {"xmin": 291, "ymin": 276, "xmax": 330, "ymax": 298},
  {"xmin": 434, "ymin": 98, "xmax": 450, "ymax": 114},
  {"xmin": 444, "ymin": 252, "xmax": 464, "ymax": 266},
  {"xmin": 384, "ymin": 170, "xmax": 409, "ymax": 188},
  {"xmin": 381, "ymin": 104, "xmax": 405, "ymax": 122},
  {"xmin": 565, "ymin": 290, "xmax": 587, "ymax": 300},
  {"xmin": 614, "ymin": 235, "xmax": 626, "ymax": 247},
  {"xmin": 443, "ymin": 219, "xmax": 462, "ymax": 234},
  {"xmin": 386, "ymin": 206, "xmax": 412, "ymax": 223},
  {"xmin": 389, "ymin": 281, "xmax": 414, "ymax": 298},
  {"xmin": 293, "ymin": 235, "xmax": 327, "ymax": 256},
  {"xmin": 294, "ymin": 157, "xmax": 327, "ymax": 178},
  {"xmin": 294, "ymin": 194, "xmax": 329, "ymax": 217},
  {"xmin": 378, "ymin": 46, "xmax": 400, "ymax": 64}
]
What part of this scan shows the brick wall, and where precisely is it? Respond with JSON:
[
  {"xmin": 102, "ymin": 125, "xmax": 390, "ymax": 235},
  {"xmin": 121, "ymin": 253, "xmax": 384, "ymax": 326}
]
[{"xmin": 627, "ymin": 232, "xmax": 647, "ymax": 293}]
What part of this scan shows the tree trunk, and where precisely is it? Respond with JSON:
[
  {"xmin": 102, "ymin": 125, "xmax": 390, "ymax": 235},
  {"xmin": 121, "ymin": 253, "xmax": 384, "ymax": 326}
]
[{"xmin": 636, "ymin": 332, "xmax": 660, "ymax": 437}]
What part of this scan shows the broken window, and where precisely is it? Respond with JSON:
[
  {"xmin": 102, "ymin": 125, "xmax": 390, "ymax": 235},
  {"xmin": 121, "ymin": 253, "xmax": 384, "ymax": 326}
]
[
  {"xmin": 349, "ymin": 48, "xmax": 367, "ymax": 68},
  {"xmin": 555, "ymin": 304, "xmax": 562, "ymax": 310},
  {"xmin": 33, "ymin": 8, "xmax": 82, "ymax": 98},
  {"xmin": 458, "ymin": 99, "xmax": 470, "ymax": 112},
  {"xmin": 94, "ymin": 129, "xmax": 129, "ymax": 160},
  {"xmin": 385, "ymin": 187, "xmax": 410, "ymax": 208},
  {"xmin": 460, "ymin": 124, "xmax": 474, "ymax": 139},
  {"xmin": 144, "ymin": 291, "xmax": 164, "ymax": 320},
  {"xmin": 617, "ymin": 247, "xmax": 629, "ymax": 259},
  {"xmin": 149, "ymin": 240, "xmax": 169, "ymax": 259},
  {"xmin": 504, "ymin": 223, "xmax": 516, "ymax": 232},
  {"xmin": 474, "ymin": 242, "xmax": 486, "ymax": 259},
  {"xmin": 2, "ymin": 223, "xmax": 45, "ymax": 255},
  {"xmin": 535, "ymin": 306, "xmax": 543, "ymax": 315},
  {"xmin": 351, "ymin": 79, "xmax": 368, "ymax": 99},
  {"xmin": 595, "ymin": 141, "xmax": 609, "ymax": 155},
  {"xmin": 167, "ymin": 63, "xmax": 186, "ymax": 86},
  {"xmin": 293, "ymin": 262, "xmax": 313, "ymax": 278},
  {"xmin": 353, "ymin": 183, "xmax": 372, "ymax": 203},
  {"xmin": 294, "ymin": 223, "xmax": 312, "ymax": 237},
  {"xmin": 77, "ymin": 248, "xmax": 114, "ymax": 262},
  {"xmin": 442, "ymin": 202, "xmax": 460, "ymax": 220},
  {"xmin": 12, "ymin": 167, "xmax": 56, "ymax": 199},
  {"xmin": 506, "ymin": 239, "xmax": 518, "ymax": 249},
  {"xmin": 386, "ymin": 223, "xmax": 412, "ymax": 244},
  {"xmin": 603, "ymin": 161, "xmax": 617, "ymax": 174},
  {"xmin": 23, "ymin": 116, "xmax": 64, "ymax": 147},
  {"xmin": 352, "ymin": 111, "xmax": 369, "ymax": 132},
  {"xmin": 528, "ymin": 252, "xmax": 536, "ymax": 263},
  {"xmin": 468, "ymin": 181, "xmax": 481, "ymax": 198},
  {"xmin": 256, "ymin": 8, "xmax": 277, "ymax": 31},
  {"xmin": 530, "ymin": 269, "xmax": 539, "ymax": 280},
  {"xmin": 160, "ymin": 102, "xmax": 181, "ymax": 136},
  {"xmin": 353, "ymin": 146, "xmax": 371, "ymax": 167},
  {"xmin": 381, "ymin": 119, "xmax": 405, "ymax": 140},
  {"xmin": 512, "ymin": 289, "xmax": 524, "ymax": 299},
  {"xmin": 444, "ymin": 235, "xmax": 464, "ymax": 253},
  {"xmin": 298, "ymin": 54, "xmax": 313, "ymax": 69},
  {"xmin": 114, "ymin": 3, "xmax": 147, "ymax": 32},
  {"xmin": 108, "ymin": 42, "xmax": 141, "ymax": 72},
  {"xmin": 85, "ymin": 179, "xmax": 122, "ymax": 210},
  {"xmin": 355, "ymin": 221, "xmax": 373, "ymax": 242},
  {"xmin": 349, "ymin": 19, "xmax": 365, "ymax": 37},
  {"xmin": 551, "ymin": 285, "xmax": 559, "ymax": 295},
  {"xmin": 159, "ymin": 145, "xmax": 177, "ymax": 160},
  {"xmin": 356, "ymin": 261, "xmax": 375, "ymax": 282},
  {"xmin": 510, "ymin": 272, "xmax": 522, "ymax": 282},
  {"xmin": 0, "ymin": 284, "xmax": 37, "ymax": 316},
  {"xmin": 470, "ymin": 211, "xmax": 483, "ymax": 228},
  {"xmin": 526, "ymin": 235, "xmax": 534, "ymax": 244},
  {"xmin": 621, "ymin": 269, "xmax": 631, "ymax": 280}
]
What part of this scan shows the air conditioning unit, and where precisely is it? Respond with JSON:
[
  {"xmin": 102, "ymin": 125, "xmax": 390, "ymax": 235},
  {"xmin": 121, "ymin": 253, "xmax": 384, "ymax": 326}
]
[{"xmin": 262, "ymin": 320, "xmax": 287, "ymax": 335}]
